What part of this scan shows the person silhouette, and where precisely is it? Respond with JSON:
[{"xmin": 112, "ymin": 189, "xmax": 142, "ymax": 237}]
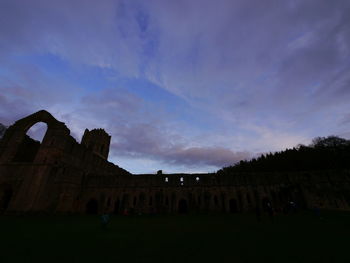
[{"xmin": 101, "ymin": 213, "xmax": 110, "ymax": 229}]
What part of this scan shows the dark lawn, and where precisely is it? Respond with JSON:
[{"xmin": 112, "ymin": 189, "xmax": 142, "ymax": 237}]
[{"xmin": 0, "ymin": 211, "xmax": 349, "ymax": 263}]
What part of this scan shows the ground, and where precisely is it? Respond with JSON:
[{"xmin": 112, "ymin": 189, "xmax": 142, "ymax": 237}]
[{"xmin": 0, "ymin": 211, "xmax": 349, "ymax": 263}]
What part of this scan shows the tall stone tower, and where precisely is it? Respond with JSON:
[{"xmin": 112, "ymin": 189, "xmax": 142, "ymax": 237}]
[{"xmin": 81, "ymin": 128, "xmax": 111, "ymax": 160}]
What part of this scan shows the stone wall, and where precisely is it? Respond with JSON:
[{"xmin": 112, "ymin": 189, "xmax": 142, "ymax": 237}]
[{"xmin": 0, "ymin": 110, "xmax": 349, "ymax": 215}]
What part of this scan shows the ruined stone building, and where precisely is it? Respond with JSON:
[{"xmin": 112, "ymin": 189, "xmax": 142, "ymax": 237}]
[{"xmin": 0, "ymin": 110, "xmax": 349, "ymax": 215}]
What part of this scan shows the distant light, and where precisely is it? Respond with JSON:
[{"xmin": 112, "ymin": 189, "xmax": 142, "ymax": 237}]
[
  {"xmin": 181, "ymin": 182, "xmax": 184, "ymax": 186},
  {"xmin": 196, "ymin": 177, "xmax": 200, "ymax": 181},
  {"xmin": 180, "ymin": 177, "xmax": 184, "ymax": 182},
  {"xmin": 165, "ymin": 177, "xmax": 168, "ymax": 182}
]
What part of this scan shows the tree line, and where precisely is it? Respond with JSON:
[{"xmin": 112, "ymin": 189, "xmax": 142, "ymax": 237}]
[{"xmin": 218, "ymin": 136, "xmax": 350, "ymax": 174}]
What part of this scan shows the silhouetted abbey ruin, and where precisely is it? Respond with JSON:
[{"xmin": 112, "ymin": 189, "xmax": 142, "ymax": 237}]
[{"xmin": 0, "ymin": 110, "xmax": 349, "ymax": 215}]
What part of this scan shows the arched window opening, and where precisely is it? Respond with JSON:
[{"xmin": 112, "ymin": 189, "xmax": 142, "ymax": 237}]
[
  {"xmin": 180, "ymin": 177, "xmax": 184, "ymax": 186},
  {"xmin": 86, "ymin": 199, "xmax": 98, "ymax": 214},
  {"xmin": 27, "ymin": 122, "xmax": 47, "ymax": 142},
  {"xmin": 165, "ymin": 177, "xmax": 169, "ymax": 182},
  {"xmin": 0, "ymin": 187, "xmax": 13, "ymax": 213},
  {"xmin": 12, "ymin": 122, "xmax": 48, "ymax": 163}
]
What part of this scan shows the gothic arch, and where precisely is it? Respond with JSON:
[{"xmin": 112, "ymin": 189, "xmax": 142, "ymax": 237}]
[
  {"xmin": 0, "ymin": 110, "xmax": 70, "ymax": 164},
  {"xmin": 86, "ymin": 198, "xmax": 99, "ymax": 214}
]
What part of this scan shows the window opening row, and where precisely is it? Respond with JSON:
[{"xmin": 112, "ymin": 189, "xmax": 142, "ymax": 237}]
[{"xmin": 164, "ymin": 177, "xmax": 200, "ymax": 183}]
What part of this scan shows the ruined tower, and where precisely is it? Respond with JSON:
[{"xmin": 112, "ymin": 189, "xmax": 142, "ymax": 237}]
[{"xmin": 81, "ymin": 128, "xmax": 111, "ymax": 159}]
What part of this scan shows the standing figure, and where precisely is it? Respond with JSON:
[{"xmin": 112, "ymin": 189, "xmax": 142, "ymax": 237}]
[{"xmin": 101, "ymin": 213, "xmax": 110, "ymax": 229}]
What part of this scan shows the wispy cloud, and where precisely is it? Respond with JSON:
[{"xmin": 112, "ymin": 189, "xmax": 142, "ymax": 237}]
[{"xmin": 1, "ymin": 0, "xmax": 350, "ymax": 172}]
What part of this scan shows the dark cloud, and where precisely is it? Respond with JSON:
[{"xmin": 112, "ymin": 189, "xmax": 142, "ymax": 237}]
[
  {"xmin": 77, "ymin": 89, "xmax": 251, "ymax": 168},
  {"xmin": 109, "ymin": 122, "xmax": 251, "ymax": 167},
  {"xmin": 163, "ymin": 147, "xmax": 250, "ymax": 167}
]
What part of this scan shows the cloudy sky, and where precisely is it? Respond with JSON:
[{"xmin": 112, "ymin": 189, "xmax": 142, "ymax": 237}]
[{"xmin": 1, "ymin": 0, "xmax": 350, "ymax": 173}]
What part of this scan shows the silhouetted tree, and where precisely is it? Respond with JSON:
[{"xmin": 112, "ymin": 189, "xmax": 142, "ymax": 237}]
[
  {"xmin": 217, "ymin": 136, "xmax": 350, "ymax": 174},
  {"xmin": 311, "ymin": 136, "xmax": 350, "ymax": 148}
]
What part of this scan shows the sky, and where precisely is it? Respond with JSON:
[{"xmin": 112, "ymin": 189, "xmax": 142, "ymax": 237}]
[{"xmin": 1, "ymin": 0, "xmax": 350, "ymax": 174}]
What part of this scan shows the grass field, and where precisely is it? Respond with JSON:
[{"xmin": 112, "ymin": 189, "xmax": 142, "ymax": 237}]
[{"xmin": 0, "ymin": 211, "xmax": 349, "ymax": 263}]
